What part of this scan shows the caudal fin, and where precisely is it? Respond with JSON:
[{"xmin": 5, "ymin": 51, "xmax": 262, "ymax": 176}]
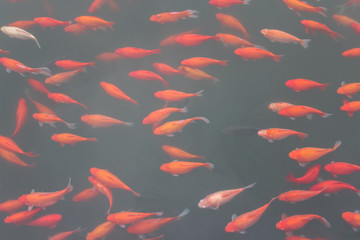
[
  {"xmin": 196, "ymin": 117, "xmax": 210, "ymax": 124},
  {"xmin": 297, "ymin": 132, "xmax": 308, "ymax": 140},
  {"xmin": 320, "ymin": 217, "xmax": 331, "ymax": 228},
  {"xmin": 195, "ymin": 89, "xmax": 204, "ymax": 97},
  {"xmin": 108, "ymin": 21, "xmax": 115, "ymax": 30},
  {"xmin": 187, "ymin": 10, "xmax": 199, "ymax": 19},
  {"xmin": 285, "ymin": 172, "xmax": 297, "ymax": 183},
  {"xmin": 87, "ymin": 138, "xmax": 98, "ymax": 142},
  {"xmin": 130, "ymin": 189, "xmax": 141, "ymax": 197},
  {"xmin": 333, "ymin": 140, "xmax": 342, "ymax": 150},
  {"xmin": 330, "ymin": 31, "xmax": 344, "ymax": 41},
  {"xmin": 219, "ymin": 60, "xmax": 228, "ymax": 66},
  {"xmin": 300, "ymin": 39, "xmax": 311, "ymax": 49},
  {"xmin": 129, "ymin": 99, "xmax": 138, "ymax": 105},
  {"xmin": 273, "ymin": 55, "xmax": 284, "ymax": 62},
  {"xmin": 35, "ymin": 67, "xmax": 52, "ymax": 77},
  {"xmin": 176, "ymin": 208, "xmax": 190, "ymax": 221},
  {"xmin": 152, "ymin": 49, "xmax": 162, "ymax": 55},
  {"xmin": 319, "ymin": 83, "xmax": 330, "ymax": 91},
  {"xmin": 204, "ymin": 163, "xmax": 214, "ymax": 171},
  {"xmin": 65, "ymin": 122, "xmax": 77, "ymax": 129},
  {"xmin": 316, "ymin": 7, "xmax": 327, "ymax": 17},
  {"xmin": 23, "ymin": 152, "xmax": 39, "ymax": 157},
  {"xmin": 321, "ymin": 113, "xmax": 332, "ymax": 118},
  {"xmin": 244, "ymin": 0, "xmax": 251, "ymax": 4}
]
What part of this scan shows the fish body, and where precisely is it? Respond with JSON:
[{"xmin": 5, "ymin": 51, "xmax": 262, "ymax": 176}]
[
  {"xmin": 310, "ymin": 180, "xmax": 360, "ymax": 195},
  {"xmin": 332, "ymin": 14, "xmax": 359, "ymax": 27},
  {"xmin": 0, "ymin": 147, "xmax": 34, "ymax": 167},
  {"xmin": 11, "ymin": 98, "xmax": 28, "ymax": 137},
  {"xmin": 216, "ymin": 33, "xmax": 254, "ymax": 47},
  {"xmin": 278, "ymin": 189, "xmax": 324, "ymax": 203},
  {"xmin": 153, "ymin": 117, "xmax": 210, "ymax": 136},
  {"xmin": 154, "ymin": 89, "xmax": 203, "ymax": 102},
  {"xmin": 342, "ymin": 211, "xmax": 360, "ymax": 232},
  {"xmin": 9, "ymin": 20, "xmax": 36, "ymax": 30},
  {"xmin": 159, "ymin": 30, "xmax": 198, "ymax": 46},
  {"xmin": 115, "ymin": 47, "xmax": 161, "ymax": 58},
  {"xmin": 268, "ymin": 102, "xmax": 294, "ymax": 112},
  {"xmin": 64, "ymin": 23, "xmax": 89, "ymax": 35},
  {"xmin": 143, "ymin": 107, "xmax": 187, "ymax": 125},
  {"xmin": 0, "ymin": 57, "xmax": 51, "ymax": 77},
  {"xmin": 100, "ymin": 82, "xmax": 138, "ymax": 105},
  {"xmin": 0, "ymin": 135, "xmax": 38, "ymax": 157},
  {"xmin": 337, "ymin": 82, "xmax": 360, "ymax": 98},
  {"xmin": 96, "ymin": 52, "xmax": 122, "ymax": 62},
  {"xmin": 276, "ymin": 214, "xmax": 331, "ymax": 232},
  {"xmin": 33, "ymin": 17, "xmax": 71, "ymax": 28},
  {"xmin": 216, "ymin": 14, "xmax": 249, "ymax": 39},
  {"xmin": 150, "ymin": 10, "xmax": 199, "ymax": 24},
  {"xmin": 88, "ymin": 176, "xmax": 113, "ymax": 214},
  {"xmin": 341, "ymin": 100, "xmax": 360, "ymax": 117},
  {"xmin": 181, "ymin": 57, "xmax": 228, "ymax": 68},
  {"xmin": 0, "ymin": 199, "xmax": 25, "ymax": 213},
  {"xmin": 55, "ymin": 60, "xmax": 95, "ymax": 70},
  {"xmin": 178, "ymin": 66, "xmax": 218, "ymax": 82},
  {"xmin": 285, "ymin": 79, "xmax": 329, "ymax": 92},
  {"xmin": 51, "ymin": 133, "xmax": 97, "ymax": 146},
  {"xmin": 342, "ymin": 48, "xmax": 360, "ymax": 58},
  {"xmin": 324, "ymin": 161, "xmax": 360, "ymax": 177},
  {"xmin": 175, "ymin": 34, "xmax": 219, "ymax": 47},
  {"xmin": 282, "ymin": 0, "xmax": 327, "ymax": 17},
  {"xmin": 4, "ymin": 208, "xmax": 42, "ymax": 225},
  {"xmin": 129, "ymin": 70, "xmax": 169, "ymax": 87},
  {"xmin": 153, "ymin": 62, "xmax": 181, "ymax": 75},
  {"xmin": 285, "ymin": 164, "xmax": 321, "ymax": 184},
  {"xmin": 47, "ymin": 93, "xmax": 87, "ymax": 109},
  {"xmin": 278, "ymin": 105, "xmax": 331, "ymax": 119},
  {"xmin": 301, "ymin": 20, "xmax": 344, "ymax": 40},
  {"xmin": 86, "ymin": 221, "xmax": 116, "ymax": 240},
  {"xmin": 28, "ymin": 78, "xmax": 51, "ymax": 94},
  {"xmin": 209, "ymin": 0, "xmax": 251, "ymax": 8},
  {"xmin": 258, "ymin": 128, "xmax": 308, "ymax": 142},
  {"xmin": 45, "ymin": 69, "xmax": 83, "ymax": 86},
  {"xmin": 261, "ymin": 29, "xmax": 310, "ymax": 48},
  {"xmin": 49, "ymin": 227, "xmax": 82, "ymax": 240},
  {"xmin": 33, "ymin": 113, "xmax": 76, "ymax": 129},
  {"xmin": 75, "ymin": 16, "xmax": 114, "ymax": 30},
  {"xmin": 25, "ymin": 214, "xmax": 62, "ymax": 229},
  {"xmin": 160, "ymin": 160, "xmax": 214, "ymax": 175},
  {"xmin": 73, "ymin": 188, "xmax": 99, "ymax": 202},
  {"xmin": 107, "ymin": 211, "xmax": 163, "ymax": 226},
  {"xmin": 162, "ymin": 145, "xmax": 204, "ymax": 160},
  {"xmin": 81, "ymin": 114, "xmax": 133, "ymax": 128},
  {"xmin": 234, "ymin": 47, "xmax": 283, "ymax": 62}
]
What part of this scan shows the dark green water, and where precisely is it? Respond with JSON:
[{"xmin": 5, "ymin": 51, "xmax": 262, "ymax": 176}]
[{"xmin": 0, "ymin": 0, "xmax": 359, "ymax": 239}]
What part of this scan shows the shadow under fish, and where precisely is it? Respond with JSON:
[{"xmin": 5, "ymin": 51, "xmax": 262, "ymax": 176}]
[{"xmin": 222, "ymin": 126, "xmax": 259, "ymax": 137}]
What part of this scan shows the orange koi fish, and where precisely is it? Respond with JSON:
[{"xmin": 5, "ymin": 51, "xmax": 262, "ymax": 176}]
[
  {"xmin": 153, "ymin": 62, "xmax": 181, "ymax": 76},
  {"xmin": 0, "ymin": 49, "xmax": 9, "ymax": 54},
  {"xmin": 181, "ymin": 57, "xmax": 228, "ymax": 68},
  {"xmin": 107, "ymin": 211, "xmax": 163, "ymax": 226},
  {"xmin": 127, "ymin": 209, "xmax": 189, "ymax": 235},
  {"xmin": 33, "ymin": 17, "xmax": 71, "ymax": 28},
  {"xmin": 11, "ymin": 98, "xmax": 27, "ymax": 137},
  {"xmin": 342, "ymin": 48, "xmax": 360, "ymax": 58},
  {"xmin": 216, "ymin": 33, "xmax": 254, "ymax": 47},
  {"xmin": 64, "ymin": 23, "xmax": 89, "ymax": 35},
  {"xmin": 100, "ymin": 82, "xmax": 138, "ymax": 105},
  {"xmin": 234, "ymin": 47, "xmax": 283, "ymax": 62},
  {"xmin": 47, "ymin": 93, "xmax": 87, "ymax": 109},
  {"xmin": 49, "ymin": 227, "xmax": 82, "ymax": 240},
  {"xmin": 277, "ymin": 105, "xmax": 331, "ymax": 120},
  {"xmin": 282, "ymin": 0, "xmax": 327, "ymax": 17},
  {"xmin": 75, "ymin": 16, "xmax": 114, "ymax": 30},
  {"xmin": 301, "ymin": 20, "xmax": 344, "ymax": 40},
  {"xmin": 268, "ymin": 102, "xmax": 294, "ymax": 112},
  {"xmin": 4, "ymin": 208, "xmax": 42, "ymax": 225},
  {"xmin": 175, "ymin": 34, "xmax": 219, "ymax": 47},
  {"xmin": 162, "ymin": 145, "xmax": 204, "ymax": 160},
  {"xmin": 143, "ymin": 107, "xmax": 187, "ymax": 125},
  {"xmin": 209, "ymin": 0, "xmax": 251, "ymax": 8},
  {"xmin": 0, "ymin": 57, "xmax": 51, "ymax": 77},
  {"xmin": 45, "ymin": 69, "xmax": 83, "ymax": 86},
  {"xmin": 216, "ymin": 14, "xmax": 249, "ymax": 39},
  {"xmin": 261, "ymin": 29, "xmax": 310, "ymax": 48},
  {"xmin": 153, "ymin": 117, "xmax": 210, "ymax": 136},
  {"xmin": 27, "ymin": 96, "xmax": 55, "ymax": 115},
  {"xmin": 88, "ymin": 176, "xmax": 113, "ymax": 214},
  {"xmin": 129, "ymin": 70, "xmax": 169, "ymax": 87},
  {"xmin": 0, "ymin": 135, "xmax": 38, "ymax": 157},
  {"xmin": 159, "ymin": 30, "xmax": 198, "ymax": 46},
  {"xmin": 150, "ymin": 10, "xmax": 199, "ymax": 24},
  {"xmin": 198, "ymin": 182, "xmax": 255, "ymax": 209},
  {"xmin": 257, "ymin": 128, "xmax": 308, "ymax": 142},
  {"xmin": 96, "ymin": 52, "xmax": 123, "ymax": 62},
  {"xmin": 18, "ymin": 178, "xmax": 73, "ymax": 209},
  {"xmin": 33, "ymin": 113, "xmax": 76, "ymax": 129},
  {"xmin": 341, "ymin": 99, "xmax": 360, "ymax": 117},
  {"xmin": 286, "ymin": 79, "xmax": 329, "ymax": 92},
  {"xmin": 324, "ymin": 161, "xmax": 360, "ymax": 177},
  {"xmin": 332, "ymin": 14, "xmax": 359, "ymax": 28},
  {"xmin": 51, "ymin": 133, "xmax": 97, "ymax": 146},
  {"xmin": 25, "ymin": 214, "xmax": 62, "ymax": 228},
  {"xmin": 276, "ymin": 213, "xmax": 330, "ymax": 233},
  {"xmin": 278, "ymin": 189, "xmax": 324, "ymax": 203},
  {"xmin": 160, "ymin": 160, "xmax": 214, "ymax": 176},
  {"xmin": 0, "ymin": 147, "xmax": 34, "ymax": 167},
  {"xmin": 154, "ymin": 89, "xmax": 203, "ymax": 102},
  {"xmin": 310, "ymin": 180, "xmax": 360, "ymax": 195},
  {"xmin": 55, "ymin": 60, "xmax": 95, "ymax": 70},
  {"xmin": 337, "ymin": 81, "xmax": 360, "ymax": 98},
  {"xmin": 289, "ymin": 141, "xmax": 341, "ymax": 167},
  {"xmin": 9, "ymin": 20, "xmax": 36, "ymax": 30},
  {"xmin": 89, "ymin": 0, "xmax": 106, "ymax": 13},
  {"xmin": 28, "ymin": 78, "xmax": 51, "ymax": 95},
  {"xmin": 178, "ymin": 66, "xmax": 218, "ymax": 82},
  {"xmin": 225, "ymin": 197, "xmax": 277, "ymax": 233},
  {"xmin": 81, "ymin": 114, "xmax": 133, "ymax": 128},
  {"xmin": 0, "ymin": 199, "xmax": 25, "ymax": 213},
  {"xmin": 90, "ymin": 168, "xmax": 141, "ymax": 196},
  {"xmin": 342, "ymin": 211, "xmax": 360, "ymax": 232},
  {"xmin": 86, "ymin": 221, "xmax": 116, "ymax": 240},
  {"xmin": 115, "ymin": 47, "xmax": 161, "ymax": 59},
  {"xmin": 285, "ymin": 164, "xmax": 321, "ymax": 184},
  {"xmin": 73, "ymin": 188, "xmax": 99, "ymax": 202}
]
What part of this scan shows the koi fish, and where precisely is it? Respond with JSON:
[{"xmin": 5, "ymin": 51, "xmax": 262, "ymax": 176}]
[
  {"xmin": 129, "ymin": 70, "xmax": 169, "ymax": 87},
  {"xmin": 277, "ymin": 105, "xmax": 331, "ymax": 120},
  {"xmin": 88, "ymin": 176, "xmax": 113, "ymax": 215},
  {"xmin": 209, "ymin": 0, "xmax": 251, "ymax": 8},
  {"xmin": 86, "ymin": 221, "xmax": 116, "ymax": 240},
  {"xmin": 48, "ymin": 93, "xmax": 87, "ymax": 109},
  {"xmin": 33, "ymin": 113, "xmax": 76, "ymax": 129},
  {"xmin": 64, "ymin": 23, "xmax": 89, "ymax": 35},
  {"xmin": 73, "ymin": 188, "xmax": 99, "ymax": 202},
  {"xmin": 337, "ymin": 82, "xmax": 360, "ymax": 98},
  {"xmin": 150, "ymin": 10, "xmax": 199, "ymax": 24},
  {"xmin": 350, "ymin": 22, "xmax": 360, "ymax": 35},
  {"xmin": 0, "ymin": 147, "xmax": 34, "ymax": 167},
  {"xmin": 28, "ymin": 78, "xmax": 51, "ymax": 95},
  {"xmin": 154, "ymin": 89, "xmax": 203, "ymax": 102},
  {"xmin": 216, "ymin": 33, "xmax": 254, "ymax": 47},
  {"xmin": 11, "ymin": 98, "xmax": 27, "ymax": 137},
  {"xmin": 89, "ymin": 0, "xmax": 106, "ymax": 13},
  {"xmin": 216, "ymin": 14, "xmax": 249, "ymax": 39},
  {"xmin": 4, "ymin": 208, "xmax": 42, "ymax": 225},
  {"xmin": 27, "ymin": 96, "xmax": 55, "ymax": 115},
  {"xmin": 115, "ymin": 47, "xmax": 161, "ymax": 59},
  {"xmin": 342, "ymin": 211, "xmax": 360, "ymax": 232},
  {"xmin": 162, "ymin": 145, "xmax": 204, "ymax": 160},
  {"xmin": 1, "ymin": 26, "xmax": 41, "ymax": 48},
  {"xmin": 0, "ymin": 135, "xmax": 38, "ymax": 157},
  {"xmin": 324, "ymin": 161, "xmax": 360, "ymax": 178},
  {"xmin": 0, "ymin": 57, "xmax": 51, "ymax": 77},
  {"xmin": 25, "ymin": 214, "xmax": 62, "ymax": 229},
  {"xmin": 159, "ymin": 30, "xmax": 198, "ymax": 46},
  {"xmin": 75, "ymin": 16, "xmax": 114, "ymax": 30},
  {"xmin": 107, "ymin": 211, "xmax": 163, "ymax": 226},
  {"xmin": 175, "ymin": 34, "xmax": 219, "ymax": 47},
  {"xmin": 198, "ymin": 182, "xmax": 255, "ymax": 209},
  {"xmin": 261, "ymin": 29, "xmax": 310, "ymax": 48},
  {"xmin": 342, "ymin": 48, "xmax": 360, "ymax": 58},
  {"xmin": 258, "ymin": 128, "xmax": 308, "ymax": 142},
  {"xmin": 234, "ymin": 47, "xmax": 283, "ymax": 62},
  {"xmin": 55, "ymin": 60, "xmax": 95, "ymax": 70},
  {"xmin": 100, "ymin": 82, "xmax": 138, "ymax": 105},
  {"xmin": 81, "ymin": 114, "xmax": 133, "ymax": 128},
  {"xmin": 301, "ymin": 20, "xmax": 344, "ymax": 40},
  {"xmin": 153, "ymin": 117, "xmax": 210, "ymax": 136},
  {"xmin": 332, "ymin": 14, "xmax": 359, "ymax": 28},
  {"xmin": 341, "ymin": 99, "xmax": 360, "ymax": 117},
  {"xmin": 9, "ymin": 20, "xmax": 36, "ymax": 30},
  {"xmin": 33, "ymin": 17, "xmax": 71, "ymax": 28},
  {"xmin": 285, "ymin": 79, "xmax": 329, "ymax": 92},
  {"xmin": 0, "ymin": 199, "xmax": 25, "ymax": 213},
  {"xmin": 181, "ymin": 57, "xmax": 228, "ymax": 68},
  {"xmin": 45, "ymin": 69, "xmax": 83, "ymax": 86},
  {"xmin": 51, "ymin": 133, "xmax": 97, "ymax": 146},
  {"xmin": 278, "ymin": 189, "xmax": 325, "ymax": 203},
  {"xmin": 282, "ymin": 0, "xmax": 327, "ymax": 17},
  {"xmin": 268, "ymin": 102, "xmax": 294, "ymax": 112},
  {"xmin": 276, "ymin": 213, "xmax": 331, "ymax": 232},
  {"xmin": 96, "ymin": 52, "xmax": 122, "ymax": 62},
  {"xmin": 49, "ymin": 227, "xmax": 82, "ymax": 240},
  {"xmin": 289, "ymin": 141, "xmax": 341, "ymax": 166},
  {"xmin": 310, "ymin": 180, "xmax": 360, "ymax": 196},
  {"xmin": 285, "ymin": 164, "xmax": 321, "ymax": 184},
  {"xmin": 161, "ymin": 160, "xmax": 214, "ymax": 176},
  {"xmin": 143, "ymin": 107, "xmax": 187, "ymax": 125},
  {"xmin": 178, "ymin": 66, "xmax": 218, "ymax": 82},
  {"xmin": 153, "ymin": 62, "xmax": 181, "ymax": 76}
]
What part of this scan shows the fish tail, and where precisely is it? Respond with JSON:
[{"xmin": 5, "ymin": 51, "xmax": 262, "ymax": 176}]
[
  {"xmin": 297, "ymin": 132, "xmax": 308, "ymax": 140},
  {"xmin": 319, "ymin": 83, "xmax": 330, "ymax": 91},
  {"xmin": 273, "ymin": 55, "xmax": 284, "ymax": 62},
  {"xmin": 219, "ymin": 60, "xmax": 228, "ymax": 66},
  {"xmin": 24, "ymin": 152, "xmax": 39, "ymax": 157},
  {"xmin": 195, "ymin": 117, "xmax": 210, "ymax": 124},
  {"xmin": 162, "ymin": 80, "xmax": 170, "ymax": 88},
  {"xmin": 204, "ymin": 163, "xmax": 214, "ymax": 170},
  {"xmin": 321, "ymin": 113, "xmax": 332, "ymax": 118},
  {"xmin": 176, "ymin": 208, "xmax": 190, "ymax": 221},
  {"xmin": 300, "ymin": 39, "xmax": 311, "ymax": 49},
  {"xmin": 65, "ymin": 122, "xmax": 77, "ymax": 129},
  {"xmin": 89, "ymin": 62, "xmax": 96, "ymax": 67},
  {"xmin": 186, "ymin": 10, "xmax": 199, "ymax": 18},
  {"xmin": 196, "ymin": 155, "xmax": 206, "ymax": 160},
  {"xmin": 195, "ymin": 89, "xmax": 204, "ymax": 97},
  {"xmin": 243, "ymin": 0, "xmax": 251, "ymax": 4},
  {"xmin": 123, "ymin": 121, "xmax": 134, "ymax": 126},
  {"xmin": 316, "ymin": 7, "xmax": 327, "ymax": 17},
  {"xmin": 34, "ymin": 38, "xmax": 41, "ymax": 49},
  {"xmin": 79, "ymin": 103, "xmax": 88, "ymax": 109},
  {"xmin": 108, "ymin": 21, "xmax": 115, "ymax": 30},
  {"xmin": 245, "ymin": 182, "xmax": 256, "ymax": 189},
  {"xmin": 129, "ymin": 99, "xmax": 139, "ymax": 105},
  {"xmin": 66, "ymin": 177, "xmax": 74, "ymax": 193},
  {"xmin": 333, "ymin": 140, "xmax": 342, "ymax": 150},
  {"xmin": 130, "ymin": 189, "xmax": 141, "ymax": 197},
  {"xmin": 65, "ymin": 21, "xmax": 72, "ymax": 26},
  {"xmin": 156, "ymin": 212, "xmax": 164, "ymax": 216},
  {"xmin": 152, "ymin": 49, "xmax": 162, "ymax": 55},
  {"xmin": 212, "ymin": 36, "xmax": 220, "ymax": 41},
  {"xmin": 329, "ymin": 31, "xmax": 344, "ymax": 40},
  {"xmin": 285, "ymin": 172, "xmax": 297, "ymax": 183},
  {"xmin": 320, "ymin": 217, "xmax": 331, "ymax": 228},
  {"xmin": 35, "ymin": 67, "xmax": 52, "ymax": 77},
  {"xmin": 180, "ymin": 106, "xmax": 188, "ymax": 113},
  {"xmin": 87, "ymin": 138, "xmax": 98, "ymax": 142}
]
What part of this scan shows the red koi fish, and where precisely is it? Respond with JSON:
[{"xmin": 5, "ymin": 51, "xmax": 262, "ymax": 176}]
[
  {"xmin": 337, "ymin": 81, "xmax": 360, "ymax": 98},
  {"xmin": 153, "ymin": 117, "xmax": 210, "ymax": 136},
  {"xmin": 0, "ymin": 147, "xmax": 34, "ymax": 167},
  {"xmin": 4, "ymin": 208, "xmax": 42, "ymax": 225},
  {"xmin": 55, "ymin": 60, "xmax": 95, "ymax": 70},
  {"xmin": 282, "ymin": 0, "xmax": 327, "ymax": 17},
  {"xmin": 107, "ymin": 211, "xmax": 163, "ymax": 226},
  {"xmin": 324, "ymin": 161, "xmax": 360, "ymax": 177},
  {"xmin": 74, "ymin": 16, "xmax": 114, "ymax": 30},
  {"xmin": 154, "ymin": 89, "xmax": 203, "ymax": 102},
  {"xmin": 81, "ymin": 114, "xmax": 133, "ymax": 128},
  {"xmin": 289, "ymin": 141, "xmax": 341, "ymax": 167},
  {"xmin": 285, "ymin": 164, "xmax": 321, "ymax": 184},
  {"xmin": 28, "ymin": 79, "xmax": 51, "ymax": 95},
  {"xmin": 341, "ymin": 100, "xmax": 360, "ymax": 117},
  {"xmin": 129, "ymin": 70, "xmax": 169, "ymax": 87},
  {"xmin": 301, "ymin": 20, "xmax": 344, "ymax": 40},
  {"xmin": 127, "ymin": 209, "xmax": 189, "ymax": 235},
  {"xmin": 278, "ymin": 189, "xmax": 325, "ymax": 203},
  {"xmin": 143, "ymin": 107, "xmax": 187, "ymax": 125},
  {"xmin": 198, "ymin": 182, "xmax": 255, "ymax": 209},
  {"xmin": 276, "ymin": 213, "xmax": 331, "ymax": 232},
  {"xmin": 51, "ymin": 133, "xmax": 97, "ymax": 146},
  {"xmin": 96, "ymin": 52, "xmax": 123, "ymax": 62},
  {"xmin": 350, "ymin": 22, "xmax": 360, "ymax": 35},
  {"xmin": 257, "ymin": 128, "xmax": 308, "ymax": 142},
  {"xmin": 64, "ymin": 23, "xmax": 89, "ymax": 35},
  {"xmin": 47, "ymin": 93, "xmax": 87, "ymax": 109},
  {"xmin": 216, "ymin": 33, "xmax": 255, "ymax": 47},
  {"xmin": 150, "ymin": 10, "xmax": 199, "ymax": 24},
  {"xmin": 45, "ymin": 69, "xmax": 83, "ymax": 86},
  {"xmin": 18, "ymin": 178, "xmax": 73, "ymax": 209},
  {"xmin": 268, "ymin": 102, "xmax": 294, "ymax": 112},
  {"xmin": 25, "ymin": 214, "xmax": 62, "ymax": 229},
  {"xmin": 90, "ymin": 168, "xmax": 141, "ymax": 197},
  {"xmin": 49, "ymin": 227, "xmax": 82, "ymax": 240},
  {"xmin": 115, "ymin": 47, "xmax": 161, "ymax": 59},
  {"xmin": 153, "ymin": 62, "xmax": 181, "ymax": 76},
  {"xmin": 86, "ymin": 221, "xmax": 116, "ymax": 240},
  {"xmin": 159, "ymin": 30, "xmax": 198, "ymax": 46},
  {"xmin": 175, "ymin": 34, "xmax": 219, "ymax": 47},
  {"xmin": 0, "ymin": 57, "xmax": 51, "ymax": 77},
  {"xmin": 278, "ymin": 105, "xmax": 331, "ymax": 120},
  {"xmin": 88, "ymin": 176, "xmax": 113, "ymax": 215},
  {"xmin": 33, "ymin": 113, "xmax": 76, "ymax": 129},
  {"xmin": 342, "ymin": 48, "xmax": 360, "ymax": 58},
  {"xmin": 181, "ymin": 57, "xmax": 228, "ymax": 68},
  {"xmin": 234, "ymin": 47, "xmax": 283, "ymax": 62},
  {"xmin": 9, "ymin": 20, "xmax": 36, "ymax": 30},
  {"xmin": 285, "ymin": 79, "xmax": 329, "ymax": 92},
  {"xmin": 216, "ymin": 14, "xmax": 249, "ymax": 39},
  {"xmin": 33, "ymin": 17, "xmax": 71, "ymax": 28},
  {"xmin": 0, "ymin": 199, "xmax": 25, "ymax": 213},
  {"xmin": 0, "ymin": 135, "xmax": 38, "ymax": 157},
  {"xmin": 332, "ymin": 14, "xmax": 359, "ymax": 28},
  {"xmin": 225, "ymin": 197, "xmax": 277, "ymax": 233},
  {"xmin": 310, "ymin": 180, "xmax": 360, "ymax": 196},
  {"xmin": 11, "ymin": 98, "xmax": 27, "ymax": 137},
  {"xmin": 73, "ymin": 188, "xmax": 99, "ymax": 202},
  {"xmin": 342, "ymin": 211, "xmax": 360, "ymax": 232},
  {"xmin": 160, "ymin": 160, "xmax": 214, "ymax": 176},
  {"xmin": 100, "ymin": 82, "xmax": 138, "ymax": 105},
  {"xmin": 209, "ymin": 0, "xmax": 251, "ymax": 8},
  {"xmin": 162, "ymin": 145, "xmax": 204, "ymax": 160}
]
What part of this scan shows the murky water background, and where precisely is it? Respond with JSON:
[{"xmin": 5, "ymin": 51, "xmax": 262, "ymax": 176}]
[{"xmin": 0, "ymin": 0, "xmax": 359, "ymax": 239}]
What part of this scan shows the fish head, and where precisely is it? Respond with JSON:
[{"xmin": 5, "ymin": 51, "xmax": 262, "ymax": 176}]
[
  {"xmin": 0, "ymin": 26, "xmax": 8, "ymax": 34},
  {"xmin": 257, "ymin": 130, "xmax": 265, "ymax": 137},
  {"xmin": 268, "ymin": 103, "xmax": 278, "ymax": 112},
  {"xmin": 197, "ymin": 199, "xmax": 209, "ymax": 208},
  {"xmin": 285, "ymin": 80, "xmax": 295, "ymax": 89},
  {"xmin": 323, "ymin": 164, "xmax": 332, "ymax": 172},
  {"xmin": 275, "ymin": 220, "xmax": 286, "ymax": 230},
  {"xmin": 342, "ymin": 212, "xmax": 354, "ymax": 223},
  {"xmin": 160, "ymin": 164, "xmax": 170, "ymax": 172},
  {"xmin": 288, "ymin": 150, "xmax": 300, "ymax": 160},
  {"xmin": 17, "ymin": 195, "xmax": 28, "ymax": 204},
  {"xmin": 50, "ymin": 134, "xmax": 58, "ymax": 142},
  {"xmin": 260, "ymin": 29, "xmax": 268, "ymax": 36},
  {"xmin": 224, "ymin": 222, "xmax": 237, "ymax": 232},
  {"xmin": 150, "ymin": 14, "xmax": 160, "ymax": 22}
]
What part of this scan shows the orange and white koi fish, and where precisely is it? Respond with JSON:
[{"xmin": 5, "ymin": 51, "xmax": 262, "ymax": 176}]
[
  {"xmin": 88, "ymin": 176, "xmax": 113, "ymax": 214},
  {"xmin": 301, "ymin": 20, "xmax": 344, "ymax": 40},
  {"xmin": 90, "ymin": 168, "xmax": 141, "ymax": 196},
  {"xmin": 55, "ymin": 60, "xmax": 95, "ymax": 70},
  {"xmin": 153, "ymin": 117, "xmax": 210, "ymax": 136},
  {"xmin": 261, "ymin": 29, "xmax": 310, "ymax": 48},
  {"xmin": 33, "ymin": 113, "xmax": 76, "ymax": 129},
  {"xmin": 181, "ymin": 57, "xmax": 228, "ymax": 68},
  {"xmin": 324, "ymin": 161, "xmax": 360, "ymax": 178},
  {"xmin": 198, "ymin": 182, "xmax": 255, "ymax": 209},
  {"xmin": 234, "ymin": 47, "xmax": 283, "ymax": 62},
  {"xmin": 175, "ymin": 34, "xmax": 219, "ymax": 47},
  {"xmin": 286, "ymin": 79, "xmax": 329, "ymax": 92},
  {"xmin": 49, "ymin": 227, "xmax": 82, "ymax": 240},
  {"xmin": 258, "ymin": 128, "xmax": 308, "ymax": 142},
  {"xmin": 342, "ymin": 48, "xmax": 360, "ymax": 58},
  {"xmin": 216, "ymin": 14, "xmax": 249, "ymax": 39},
  {"xmin": 337, "ymin": 81, "xmax": 360, "ymax": 98},
  {"xmin": 162, "ymin": 145, "xmax": 204, "ymax": 160},
  {"xmin": 225, "ymin": 197, "xmax": 277, "ymax": 233},
  {"xmin": 107, "ymin": 211, "xmax": 163, "ymax": 226},
  {"xmin": 150, "ymin": 10, "xmax": 199, "ymax": 24},
  {"xmin": 86, "ymin": 221, "xmax": 116, "ymax": 240},
  {"xmin": 51, "ymin": 133, "xmax": 97, "ymax": 146},
  {"xmin": 289, "ymin": 141, "xmax": 342, "ymax": 167},
  {"xmin": 9, "ymin": 20, "xmax": 36, "ymax": 30},
  {"xmin": 45, "ymin": 69, "xmax": 83, "ymax": 86},
  {"xmin": 0, "ymin": 199, "xmax": 25, "ymax": 213},
  {"xmin": 268, "ymin": 102, "xmax": 294, "ymax": 112},
  {"xmin": 28, "ymin": 79, "xmax": 51, "ymax": 95},
  {"xmin": 96, "ymin": 52, "xmax": 122, "ymax": 62},
  {"xmin": 1, "ymin": 26, "xmax": 41, "ymax": 48},
  {"xmin": 64, "ymin": 23, "xmax": 89, "ymax": 35},
  {"xmin": 276, "ymin": 213, "xmax": 331, "ymax": 232},
  {"xmin": 154, "ymin": 89, "xmax": 203, "ymax": 102},
  {"xmin": 282, "ymin": 0, "xmax": 327, "ymax": 17},
  {"xmin": 33, "ymin": 17, "xmax": 71, "ymax": 28},
  {"xmin": 100, "ymin": 82, "xmax": 138, "ymax": 105},
  {"xmin": 278, "ymin": 189, "xmax": 324, "ymax": 203},
  {"xmin": 153, "ymin": 62, "xmax": 181, "ymax": 76},
  {"xmin": 178, "ymin": 66, "xmax": 218, "ymax": 82},
  {"xmin": 159, "ymin": 30, "xmax": 198, "ymax": 46},
  {"xmin": 0, "ymin": 145, "xmax": 34, "ymax": 167},
  {"xmin": 18, "ymin": 179, "xmax": 73, "ymax": 209},
  {"xmin": 209, "ymin": 0, "xmax": 251, "ymax": 8},
  {"xmin": 160, "ymin": 160, "xmax": 214, "ymax": 176},
  {"xmin": 73, "ymin": 188, "xmax": 99, "ymax": 202},
  {"xmin": 332, "ymin": 14, "xmax": 359, "ymax": 28},
  {"xmin": 0, "ymin": 135, "xmax": 38, "ymax": 157},
  {"xmin": 129, "ymin": 70, "xmax": 169, "ymax": 87},
  {"xmin": 341, "ymin": 100, "xmax": 360, "ymax": 117},
  {"xmin": 143, "ymin": 107, "xmax": 187, "ymax": 125},
  {"xmin": 4, "ymin": 208, "xmax": 42, "ymax": 225},
  {"xmin": 127, "ymin": 209, "xmax": 189, "ymax": 235},
  {"xmin": 11, "ymin": 98, "xmax": 27, "ymax": 137},
  {"xmin": 75, "ymin": 16, "xmax": 114, "ymax": 30},
  {"xmin": 285, "ymin": 164, "xmax": 321, "ymax": 184},
  {"xmin": 0, "ymin": 57, "xmax": 51, "ymax": 77},
  {"xmin": 25, "ymin": 214, "xmax": 62, "ymax": 229},
  {"xmin": 277, "ymin": 105, "xmax": 331, "ymax": 120},
  {"xmin": 342, "ymin": 211, "xmax": 360, "ymax": 232},
  {"xmin": 48, "ymin": 93, "xmax": 87, "ymax": 109},
  {"xmin": 81, "ymin": 114, "xmax": 133, "ymax": 128},
  {"xmin": 310, "ymin": 180, "xmax": 360, "ymax": 196},
  {"xmin": 216, "ymin": 33, "xmax": 254, "ymax": 47},
  {"xmin": 115, "ymin": 47, "xmax": 161, "ymax": 59}
]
